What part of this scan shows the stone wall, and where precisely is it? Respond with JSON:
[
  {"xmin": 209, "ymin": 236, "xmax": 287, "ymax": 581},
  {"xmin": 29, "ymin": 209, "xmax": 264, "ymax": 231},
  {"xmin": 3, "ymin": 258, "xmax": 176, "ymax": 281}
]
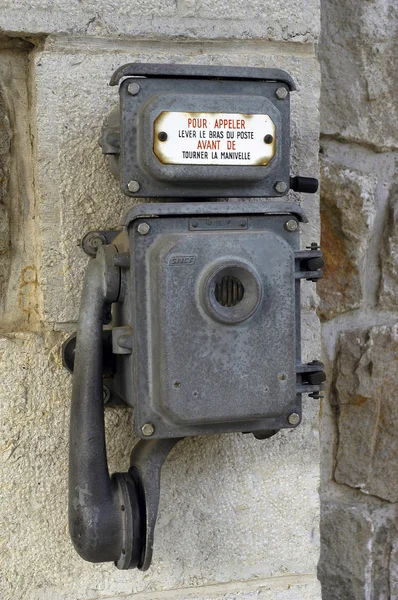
[
  {"xmin": 318, "ymin": 0, "xmax": 398, "ymax": 598},
  {"xmin": 0, "ymin": 4, "xmax": 322, "ymax": 600}
]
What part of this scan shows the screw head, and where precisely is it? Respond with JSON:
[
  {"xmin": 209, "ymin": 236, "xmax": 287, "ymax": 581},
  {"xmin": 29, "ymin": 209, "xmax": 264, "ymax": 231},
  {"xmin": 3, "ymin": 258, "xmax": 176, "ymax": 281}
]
[
  {"xmin": 137, "ymin": 222, "xmax": 150, "ymax": 235},
  {"xmin": 276, "ymin": 87, "xmax": 288, "ymax": 100},
  {"xmin": 141, "ymin": 423, "xmax": 155, "ymax": 436},
  {"xmin": 128, "ymin": 180, "xmax": 140, "ymax": 193},
  {"xmin": 264, "ymin": 134, "xmax": 274, "ymax": 144},
  {"xmin": 288, "ymin": 413, "xmax": 300, "ymax": 426},
  {"xmin": 285, "ymin": 219, "xmax": 299, "ymax": 232},
  {"xmin": 158, "ymin": 131, "xmax": 168, "ymax": 142},
  {"xmin": 127, "ymin": 82, "xmax": 140, "ymax": 96},
  {"xmin": 275, "ymin": 181, "xmax": 288, "ymax": 194}
]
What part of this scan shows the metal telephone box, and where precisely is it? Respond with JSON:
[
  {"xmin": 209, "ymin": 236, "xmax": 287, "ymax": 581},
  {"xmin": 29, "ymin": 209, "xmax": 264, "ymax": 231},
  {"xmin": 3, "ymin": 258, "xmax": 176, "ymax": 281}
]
[{"xmin": 64, "ymin": 64, "xmax": 324, "ymax": 571}]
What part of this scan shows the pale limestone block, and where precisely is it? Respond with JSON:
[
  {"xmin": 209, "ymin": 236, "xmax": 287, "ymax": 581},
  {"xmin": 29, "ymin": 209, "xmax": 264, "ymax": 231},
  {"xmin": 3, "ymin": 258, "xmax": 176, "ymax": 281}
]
[
  {"xmin": 0, "ymin": 0, "xmax": 319, "ymax": 42},
  {"xmin": 0, "ymin": 49, "xmax": 39, "ymax": 329}
]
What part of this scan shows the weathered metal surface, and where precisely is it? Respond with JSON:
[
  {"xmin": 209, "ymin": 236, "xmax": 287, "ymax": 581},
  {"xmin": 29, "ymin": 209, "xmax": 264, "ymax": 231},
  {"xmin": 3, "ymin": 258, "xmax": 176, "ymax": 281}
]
[
  {"xmin": 122, "ymin": 200, "xmax": 309, "ymax": 226},
  {"xmin": 114, "ymin": 73, "xmax": 291, "ymax": 198},
  {"xmin": 120, "ymin": 214, "xmax": 301, "ymax": 438},
  {"xmin": 110, "ymin": 63, "xmax": 297, "ymax": 90}
]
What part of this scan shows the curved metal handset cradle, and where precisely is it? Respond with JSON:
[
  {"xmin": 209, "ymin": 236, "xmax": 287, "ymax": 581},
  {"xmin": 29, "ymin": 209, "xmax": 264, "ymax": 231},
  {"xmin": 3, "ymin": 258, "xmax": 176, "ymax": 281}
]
[{"xmin": 63, "ymin": 63, "xmax": 324, "ymax": 571}]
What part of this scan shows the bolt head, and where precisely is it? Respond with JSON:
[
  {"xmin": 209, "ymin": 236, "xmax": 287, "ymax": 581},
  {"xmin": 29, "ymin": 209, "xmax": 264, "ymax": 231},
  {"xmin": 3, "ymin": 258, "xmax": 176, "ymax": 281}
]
[
  {"xmin": 275, "ymin": 181, "xmax": 288, "ymax": 194},
  {"xmin": 288, "ymin": 412, "xmax": 300, "ymax": 426},
  {"xmin": 276, "ymin": 87, "xmax": 288, "ymax": 100},
  {"xmin": 128, "ymin": 180, "xmax": 140, "ymax": 193},
  {"xmin": 285, "ymin": 219, "xmax": 299, "ymax": 232},
  {"xmin": 137, "ymin": 222, "xmax": 150, "ymax": 235},
  {"xmin": 141, "ymin": 423, "xmax": 155, "ymax": 436},
  {"xmin": 127, "ymin": 82, "xmax": 140, "ymax": 96},
  {"xmin": 86, "ymin": 232, "xmax": 106, "ymax": 251}
]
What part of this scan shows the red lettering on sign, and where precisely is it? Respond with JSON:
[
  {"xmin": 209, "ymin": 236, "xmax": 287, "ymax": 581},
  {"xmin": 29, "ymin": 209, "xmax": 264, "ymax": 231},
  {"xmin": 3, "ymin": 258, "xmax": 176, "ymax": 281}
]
[
  {"xmin": 197, "ymin": 140, "xmax": 221, "ymax": 150},
  {"xmin": 214, "ymin": 119, "xmax": 246, "ymax": 129},
  {"xmin": 188, "ymin": 117, "xmax": 208, "ymax": 128}
]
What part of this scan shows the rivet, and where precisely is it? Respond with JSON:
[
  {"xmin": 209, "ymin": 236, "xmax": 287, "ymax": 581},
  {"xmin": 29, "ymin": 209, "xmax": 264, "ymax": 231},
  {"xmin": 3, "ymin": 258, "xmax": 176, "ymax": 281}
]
[
  {"xmin": 128, "ymin": 180, "xmax": 140, "ymax": 193},
  {"xmin": 275, "ymin": 181, "xmax": 288, "ymax": 194},
  {"xmin": 127, "ymin": 82, "xmax": 140, "ymax": 96},
  {"xmin": 137, "ymin": 222, "xmax": 150, "ymax": 235},
  {"xmin": 141, "ymin": 423, "xmax": 155, "ymax": 436},
  {"xmin": 285, "ymin": 219, "xmax": 299, "ymax": 232},
  {"xmin": 288, "ymin": 413, "xmax": 300, "ymax": 425},
  {"xmin": 275, "ymin": 87, "xmax": 288, "ymax": 100}
]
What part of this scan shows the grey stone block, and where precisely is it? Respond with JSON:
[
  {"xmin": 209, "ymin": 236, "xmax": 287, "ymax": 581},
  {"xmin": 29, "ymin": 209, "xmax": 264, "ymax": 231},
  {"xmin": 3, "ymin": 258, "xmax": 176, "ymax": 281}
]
[
  {"xmin": 319, "ymin": 0, "xmax": 398, "ymax": 150},
  {"xmin": 319, "ymin": 501, "xmax": 396, "ymax": 600},
  {"xmin": 332, "ymin": 325, "xmax": 398, "ymax": 502},
  {"xmin": 379, "ymin": 179, "xmax": 398, "ymax": 309},
  {"xmin": 317, "ymin": 157, "xmax": 377, "ymax": 321}
]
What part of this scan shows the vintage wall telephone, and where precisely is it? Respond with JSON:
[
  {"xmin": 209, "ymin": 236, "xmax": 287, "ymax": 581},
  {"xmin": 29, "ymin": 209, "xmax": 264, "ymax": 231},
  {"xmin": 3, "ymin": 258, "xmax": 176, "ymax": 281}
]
[{"xmin": 63, "ymin": 64, "xmax": 324, "ymax": 570}]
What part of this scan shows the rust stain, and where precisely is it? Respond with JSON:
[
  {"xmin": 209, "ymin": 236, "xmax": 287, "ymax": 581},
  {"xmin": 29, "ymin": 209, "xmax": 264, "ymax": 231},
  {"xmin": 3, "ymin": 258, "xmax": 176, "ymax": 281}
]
[
  {"xmin": 350, "ymin": 394, "xmax": 370, "ymax": 407},
  {"xmin": 18, "ymin": 265, "xmax": 39, "ymax": 316},
  {"xmin": 318, "ymin": 204, "xmax": 358, "ymax": 320}
]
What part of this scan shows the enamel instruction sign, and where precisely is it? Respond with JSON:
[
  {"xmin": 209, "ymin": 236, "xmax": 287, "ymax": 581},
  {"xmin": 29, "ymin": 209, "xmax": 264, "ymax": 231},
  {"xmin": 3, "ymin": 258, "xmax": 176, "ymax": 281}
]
[{"xmin": 153, "ymin": 112, "xmax": 276, "ymax": 166}]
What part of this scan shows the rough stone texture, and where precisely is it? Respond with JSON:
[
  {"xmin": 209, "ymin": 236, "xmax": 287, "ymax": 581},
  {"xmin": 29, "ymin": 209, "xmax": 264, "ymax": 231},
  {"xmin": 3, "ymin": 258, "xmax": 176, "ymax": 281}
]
[
  {"xmin": 331, "ymin": 325, "xmax": 398, "ymax": 503},
  {"xmin": 319, "ymin": 0, "xmax": 398, "ymax": 150},
  {"xmin": 0, "ymin": 0, "xmax": 319, "ymax": 42},
  {"xmin": 0, "ymin": 332, "xmax": 320, "ymax": 600},
  {"xmin": 318, "ymin": 0, "xmax": 398, "ymax": 597},
  {"xmin": 34, "ymin": 42, "xmax": 320, "ymax": 324},
  {"xmin": 99, "ymin": 580, "xmax": 321, "ymax": 600},
  {"xmin": 389, "ymin": 542, "xmax": 398, "ymax": 598},
  {"xmin": 319, "ymin": 502, "xmax": 396, "ymax": 600},
  {"xmin": 379, "ymin": 180, "xmax": 398, "ymax": 309},
  {"xmin": 0, "ymin": 46, "xmax": 40, "ymax": 330},
  {"xmin": 317, "ymin": 157, "xmax": 377, "ymax": 321}
]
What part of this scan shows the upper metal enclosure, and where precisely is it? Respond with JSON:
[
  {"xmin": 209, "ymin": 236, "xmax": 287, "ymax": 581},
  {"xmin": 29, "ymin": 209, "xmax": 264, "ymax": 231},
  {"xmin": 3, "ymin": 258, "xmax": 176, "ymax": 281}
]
[{"xmin": 104, "ymin": 63, "xmax": 295, "ymax": 199}]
